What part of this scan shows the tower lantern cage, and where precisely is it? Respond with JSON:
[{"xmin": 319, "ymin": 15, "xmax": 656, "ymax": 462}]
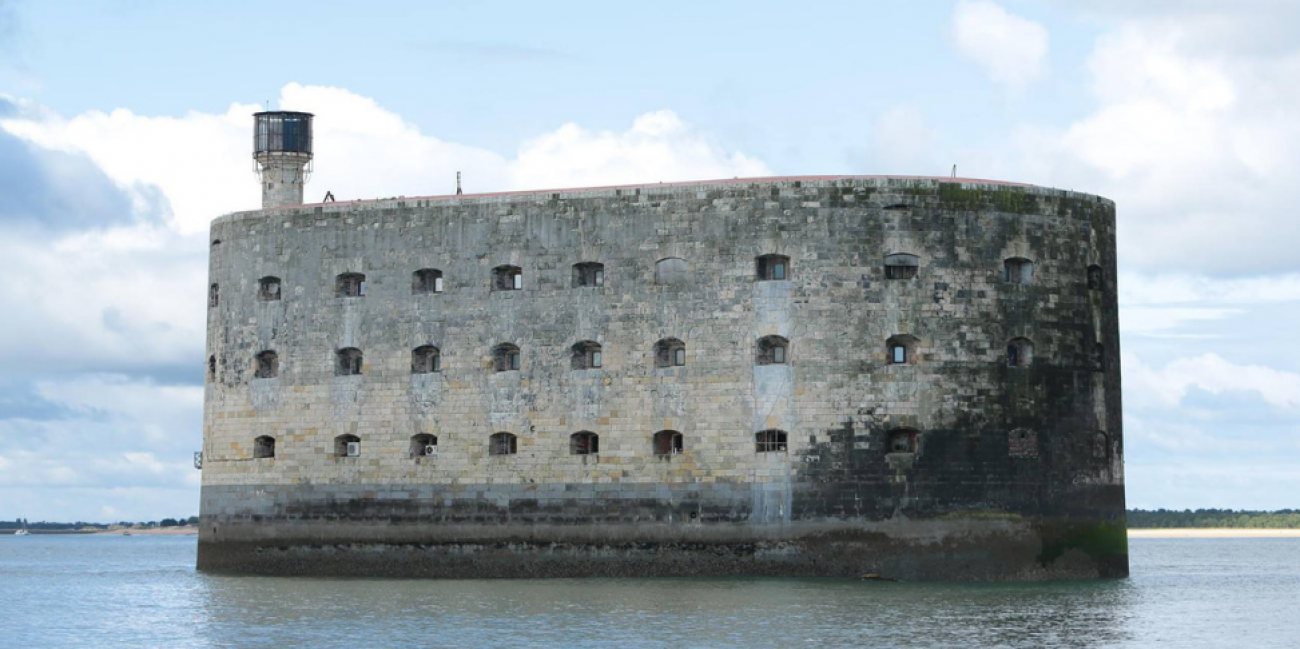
[{"xmin": 252, "ymin": 111, "xmax": 314, "ymax": 179}]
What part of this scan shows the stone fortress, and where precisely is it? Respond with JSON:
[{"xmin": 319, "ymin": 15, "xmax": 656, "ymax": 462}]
[{"xmin": 197, "ymin": 111, "xmax": 1127, "ymax": 580}]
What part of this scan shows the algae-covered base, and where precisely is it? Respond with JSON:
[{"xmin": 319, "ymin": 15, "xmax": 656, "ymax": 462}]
[{"xmin": 197, "ymin": 518, "xmax": 1128, "ymax": 581}]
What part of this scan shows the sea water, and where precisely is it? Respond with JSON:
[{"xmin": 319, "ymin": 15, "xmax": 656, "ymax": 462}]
[{"xmin": 1, "ymin": 535, "xmax": 1297, "ymax": 648}]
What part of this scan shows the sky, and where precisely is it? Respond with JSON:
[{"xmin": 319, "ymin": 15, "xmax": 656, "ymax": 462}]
[{"xmin": 0, "ymin": 0, "xmax": 1298, "ymax": 522}]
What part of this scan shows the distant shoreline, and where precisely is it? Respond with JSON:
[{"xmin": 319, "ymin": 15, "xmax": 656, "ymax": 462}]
[
  {"xmin": 91, "ymin": 526, "xmax": 198, "ymax": 536},
  {"xmin": 1128, "ymin": 528, "xmax": 1300, "ymax": 538}
]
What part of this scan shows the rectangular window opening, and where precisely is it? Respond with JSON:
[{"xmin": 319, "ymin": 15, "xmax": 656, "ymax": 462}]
[
  {"xmin": 674, "ymin": 349, "xmax": 686, "ymax": 366},
  {"xmin": 591, "ymin": 351, "xmax": 602, "ymax": 368},
  {"xmin": 773, "ymin": 263, "xmax": 786, "ymax": 280},
  {"xmin": 512, "ymin": 273, "xmax": 522, "ymax": 290}
]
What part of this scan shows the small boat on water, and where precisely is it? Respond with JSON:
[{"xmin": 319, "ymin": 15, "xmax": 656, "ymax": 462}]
[{"xmin": 14, "ymin": 521, "xmax": 30, "ymax": 536}]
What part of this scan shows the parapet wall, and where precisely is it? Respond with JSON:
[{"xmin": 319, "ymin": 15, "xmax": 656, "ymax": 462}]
[{"xmin": 198, "ymin": 176, "xmax": 1126, "ymax": 580}]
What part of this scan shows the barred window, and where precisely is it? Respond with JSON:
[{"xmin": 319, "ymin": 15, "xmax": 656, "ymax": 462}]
[
  {"xmin": 489, "ymin": 432, "xmax": 517, "ymax": 456},
  {"xmin": 571, "ymin": 341, "xmax": 602, "ymax": 370},
  {"xmin": 755, "ymin": 429, "xmax": 788, "ymax": 453},
  {"xmin": 413, "ymin": 268, "xmax": 444, "ymax": 294},
  {"xmin": 336, "ymin": 273, "xmax": 366, "ymax": 297},
  {"xmin": 1004, "ymin": 258, "xmax": 1034, "ymax": 284},
  {"xmin": 884, "ymin": 253, "xmax": 919, "ymax": 280},
  {"xmin": 412, "ymin": 345, "xmax": 441, "ymax": 374},
  {"xmin": 573, "ymin": 262, "xmax": 605, "ymax": 288},
  {"xmin": 492, "ymin": 265, "xmax": 522, "ymax": 291},
  {"xmin": 337, "ymin": 348, "xmax": 363, "ymax": 376},
  {"xmin": 258, "ymin": 276, "xmax": 282, "ymax": 301},
  {"xmin": 654, "ymin": 338, "xmax": 686, "ymax": 368},
  {"xmin": 756, "ymin": 336, "xmax": 789, "ymax": 365},
  {"xmin": 654, "ymin": 430, "xmax": 684, "ymax": 455},
  {"xmin": 570, "ymin": 431, "xmax": 599, "ymax": 455},
  {"xmin": 253, "ymin": 435, "xmax": 275, "ymax": 459},
  {"xmin": 493, "ymin": 344, "xmax": 520, "ymax": 372},
  {"xmin": 756, "ymin": 254, "xmax": 790, "ymax": 281}
]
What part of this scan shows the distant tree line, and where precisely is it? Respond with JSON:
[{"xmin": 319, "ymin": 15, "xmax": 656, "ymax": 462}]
[
  {"xmin": 1, "ymin": 516, "xmax": 199, "ymax": 531},
  {"xmin": 1128, "ymin": 509, "xmax": 1300, "ymax": 528}
]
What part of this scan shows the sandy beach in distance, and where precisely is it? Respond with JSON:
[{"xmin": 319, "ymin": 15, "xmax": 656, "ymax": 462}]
[{"xmin": 1128, "ymin": 528, "xmax": 1300, "ymax": 538}]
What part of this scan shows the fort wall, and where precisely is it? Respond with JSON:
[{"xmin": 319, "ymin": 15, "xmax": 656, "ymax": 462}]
[{"xmin": 198, "ymin": 176, "xmax": 1126, "ymax": 580}]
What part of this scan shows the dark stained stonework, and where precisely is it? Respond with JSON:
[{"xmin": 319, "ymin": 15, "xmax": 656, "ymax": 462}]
[{"xmin": 199, "ymin": 176, "xmax": 1126, "ymax": 580}]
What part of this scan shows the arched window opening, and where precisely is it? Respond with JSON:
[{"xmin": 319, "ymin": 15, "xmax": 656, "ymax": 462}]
[
  {"xmin": 571, "ymin": 431, "xmax": 599, "ymax": 455},
  {"xmin": 208, "ymin": 355, "xmax": 216, "ymax": 381},
  {"xmin": 253, "ymin": 435, "xmax": 275, "ymax": 459},
  {"xmin": 492, "ymin": 344, "xmax": 520, "ymax": 372},
  {"xmin": 654, "ymin": 338, "xmax": 686, "ymax": 368},
  {"xmin": 654, "ymin": 430, "xmax": 684, "ymax": 455},
  {"xmin": 492, "ymin": 265, "xmax": 522, "ymax": 291},
  {"xmin": 489, "ymin": 432, "xmax": 518, "ymax": 456},
  {"xmin": 412, "ymin": 345, "xmax": 441, "ymax": 373},
  {"xmin": 1093, "ymin": 432, "xmax": 1110, "ymax": 460},
  {"xmin": 410, "ymin": 433, "xmax": 438, "ymax": 458},
  {"xmin": 1004, "ymin": 258, "xmax": 1034, "ymax": 284},
  {"xmin": 756, "ymin": 335, "xmax": 789, "ymax": 365},
  {"xmin": 412, "ymin": 268, "xmax": 444, "ymax": 294},
  {"xmin": 336, "ymin": 272, "xmax": 366, "ymax": 297},
  {"xmin": 886, "ymin": 334, "xmax": 918, "ymax": 365},
  {"xmin": 884, "ymin": 253, "xmax": 919, "ymax": 280},
  {"xmin": 571, "ymin": 341, "xmax": 602, "ymax": 370},
  {"xmin": 755, "ymin": 429, "xmax": 788, "ymax": 453},
  {"xmin": 572, "ymin": 262, "xmax": 605, "ymax": 288},
  {"xmin": 258, "ymin": 276, "xmax": 282, "ymax": 301},
  {"xmin": 887, "ymin": 429, "xmax": 918, "ymax": 453},
  {"xmin": 335, "ymin": 434, "xmax": 361, "ymax": 458},
  {"xmin": 1007, "ymin": 338, "xmax": 1034, "ymax": 368},
  {"xmin": 756, "ymin": 254, "xmax": 790, "ymax": 281},
  {"xmin": 654, "ymin": 258, "xmax": 689, "ymax": 285},
  {"xmin": 337, "ymin": 348, "xmax": 363, "ymax": 376},
  {"xmin": 254, "ymin": 350, "xmax": 279, "ymax": 379},
  {"xmin": 208, "ymin": 283, "xmax": 219, "ymax": 308},
  {"xmin": 1091, "ymin": 342, "xmax": 1105, "ymax": 372},
  {"xmin": 1087, "ymin": 265, "xmax": 1104, "ymax": 291}
]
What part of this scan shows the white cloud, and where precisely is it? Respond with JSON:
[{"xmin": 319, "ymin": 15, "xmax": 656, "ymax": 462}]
[
  {"xmin": 1009, "ymin": 12, "xmax": 1300, "ymax": 275},
  {"xmin": 951, "ymin": 0, "xmax": 1049, "ymax": 89},
  {"xmin": 0, "ymin": 225, "xmax": 205, "ymax": 381},
  {"xmin": 1124, "ymin": 351, "xmax": 1300, "ymax": 410},
  {"xmin": 2, "ymin": 84, "xmax": 770, "ymax": 236},
  {"xmin": 1119, "ymin": 272, "xmax": 1300, "ymax": 306},
  {"xmin": 506, "ymin": 110, "xmax": 770, "ymax": 190}
]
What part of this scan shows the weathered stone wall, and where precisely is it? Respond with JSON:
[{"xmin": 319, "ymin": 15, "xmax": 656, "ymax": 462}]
[{"xmin": 198, "ymin": 176, "xmax": 1126, "ymax": 580}]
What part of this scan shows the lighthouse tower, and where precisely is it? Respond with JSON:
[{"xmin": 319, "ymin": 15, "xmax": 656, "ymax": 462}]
[{"xmin": 253, "ymin": 111, "xmax": 313, "ymax": 208}]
